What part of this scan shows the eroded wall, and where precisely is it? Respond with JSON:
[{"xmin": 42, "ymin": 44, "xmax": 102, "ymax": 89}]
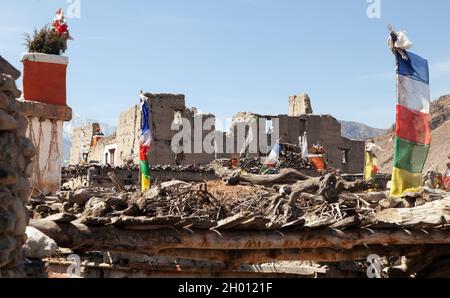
[
  {"xmin": 70, "ymin": 123, "xmax": 100, "ymax": 165},
  {"xmin": 69, "ymin": 93, "xmax": 365, "ymax": 173}
]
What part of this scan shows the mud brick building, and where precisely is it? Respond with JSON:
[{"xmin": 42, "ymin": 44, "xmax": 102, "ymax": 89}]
[{"xmin": 70, "ymin": 93, "xmax": 365, "ymax": 174}]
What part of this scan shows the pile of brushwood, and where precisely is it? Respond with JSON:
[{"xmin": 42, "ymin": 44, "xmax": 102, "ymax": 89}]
[{"xmin": 29, "ymin": 168, "xmax": 449, "ymax": 231}]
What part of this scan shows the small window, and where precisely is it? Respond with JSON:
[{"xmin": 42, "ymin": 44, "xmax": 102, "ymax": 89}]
[{"xmin": 341, "ymin": 149, "xmax": 350, "ymax": 165}]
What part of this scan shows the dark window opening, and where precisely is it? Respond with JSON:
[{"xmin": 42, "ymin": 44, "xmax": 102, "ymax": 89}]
[{"xmin": 341, "ymin": 149, "xmax": 350, "ymax": 165}]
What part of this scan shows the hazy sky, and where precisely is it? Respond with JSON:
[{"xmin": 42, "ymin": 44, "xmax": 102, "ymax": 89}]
[{"xmin": 1, "ymin": 0, "xmax": 450, "ymax": 128}]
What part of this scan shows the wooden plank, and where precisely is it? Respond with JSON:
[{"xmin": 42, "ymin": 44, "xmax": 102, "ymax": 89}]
[
  {"xmin": 113, "ymin": 216, "xmax": 183, "ymax": 227},
  {"xmin": 211, "ymin": 212, "xmax": 252, "ymax": 230},
  {"xmin": 239, "ymin": 264, "xmax": 327, "ymax": 276},
  {"xmin": 363, "ymin": 197, "xmax": 450, "ymax": 229},
  {"xmin": 157, "ymin": 245, "xmax": 433, "ymax": 265},
  {"xmin": 330, "ymin": 215, "xmax": 361, "ymax": 229},
  {"xmin": 30, "ymin": 219, "xmax": 450, "ymax": 252},
  {"xmin": 175, "ymin": 217, "xmax": 216, "ymax": 230},
  {"xmin": 305, "ymin": 218, "xmax": 336, "ymax": 229},
  {"xmin": 235, "ymin": 217, "xmax": 271, "ymax": 230},
  {"xmin": 282, "ymin": 219, "xmax": 306, "ymax": 229}
]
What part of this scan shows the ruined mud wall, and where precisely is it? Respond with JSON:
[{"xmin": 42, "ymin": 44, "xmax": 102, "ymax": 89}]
[
  {"xmin": 69, "ymin": 93, "xmax": 365, "ymax": 173},
  {"xmin": 116, "ymin": 106, "xmax": 140, "ymax": 166},
  {"xmin": 89, "ymin": 134, "xmax": 117, "ymax": 165},
  {"xmin": 70, "ymin": 123, "xmax": 100, "ymax": 165},
  {"xmin": 0, "ymin": 56, "xmax": 35, "ymax": 277}
]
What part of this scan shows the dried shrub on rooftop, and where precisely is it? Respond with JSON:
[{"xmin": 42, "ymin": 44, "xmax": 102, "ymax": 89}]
[
  {"xmin": 25, "ymin": 26, "xmax": 68, "ymax": 55},
  {"xmin": 24, "ymin": 9, "xmax": 72, "ymax": 55}
]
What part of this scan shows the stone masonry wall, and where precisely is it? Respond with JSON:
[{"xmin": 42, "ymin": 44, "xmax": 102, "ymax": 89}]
[
  {"xmin": 0, "ymin": 56, "xmax": 35, "ymax": 277},
  {"xmin": 69, "ymin": 123, "xmax": 100, "ymax": 165}
]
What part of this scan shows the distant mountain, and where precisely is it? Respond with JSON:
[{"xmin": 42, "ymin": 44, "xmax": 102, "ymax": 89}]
[
  {"xmin": 62, "ymin": 112, "xmax": 117, "ymax": 164},
  {"xmin": 339, "ymin": 120, "xmax": 388, "ymax": 141}
]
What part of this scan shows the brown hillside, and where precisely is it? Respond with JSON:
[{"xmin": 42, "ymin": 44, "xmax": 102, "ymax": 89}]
[{"xmin": 375, "ymin": 95, "xmax": 450, "ymax": 174}]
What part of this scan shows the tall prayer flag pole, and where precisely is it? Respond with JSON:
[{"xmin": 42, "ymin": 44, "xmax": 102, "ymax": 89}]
[
  {"xmin": 388, "ymin": 26, "xmax": 431, "ymax": 197},
  {"xmin": 139, "ymin": 91, "xmax": 153, "ymax": 192}
]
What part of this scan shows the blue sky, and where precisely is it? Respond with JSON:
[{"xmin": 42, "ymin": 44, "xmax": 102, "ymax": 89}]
[{"xmin": 1, "ymin": 0, "xmax": 450, "ymax": 128}]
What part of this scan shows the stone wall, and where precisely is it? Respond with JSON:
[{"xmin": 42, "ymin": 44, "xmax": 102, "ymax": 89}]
[
  {"xmin": 0, "ymin": 56, "xmax": 35, "ymax": 277},
  {"xmin": 116, "ymin": 105, "xmax": 140, "ymax": 166},
  {"xmin": 223, "ymin": 113, "xmax": 365, "ymax": 174},
  {"xmin": 69, "ymin": 93, "xmax": 365, "ymax": 173},
  {"xmin": 70, "ymin": 123, "xmax": 100, "ymax": 165},
  {"xmin": 289, "ymin": 93, "xmax": 313, "ymax": 116},
  {"xmin": 89, "ymin": 134, "xmax": 117, "ymax": 164},
  {"xmin": 113, "ymin": 94, "xmax": 217, "ymax": 166}
]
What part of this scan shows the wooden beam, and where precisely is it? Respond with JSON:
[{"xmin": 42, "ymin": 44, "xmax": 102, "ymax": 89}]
[
  {"xmin": 30, "ymin": 219, "xmax": 450, "ymax": 252},
  {"xmin": 364, "ymin": 197, "xmax": 450, "ymax": 229},
  {"xmin": 155, "ymin": 245, "xmax": 431, "ymax": 265}
]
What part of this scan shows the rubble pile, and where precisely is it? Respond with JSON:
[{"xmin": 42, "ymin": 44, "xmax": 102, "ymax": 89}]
[
  {"xmin": 0, "ymin": 56, "xmax": 35, "ymax": 277},
  {"xmin": 27, "ymin": 162, "xmax": 450, "ymax": 278},
  {"xmin": 29, "ymin": 167, "xmax": 450, "ymax": 231}
]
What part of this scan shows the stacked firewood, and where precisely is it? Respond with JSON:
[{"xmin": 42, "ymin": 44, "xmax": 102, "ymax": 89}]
[
  {"xmin": 238, "ymin": 158, "xmax": 262, "ymax": 174},
  {"xmin": 278, "ymin": 143, "xmax": 314, "ymax": 170}
]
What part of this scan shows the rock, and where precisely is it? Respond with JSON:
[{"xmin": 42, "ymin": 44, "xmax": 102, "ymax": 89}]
[
  {"xmin": 380, "ymin": 197, "xmax": 404, "ymax": 209},
  {"xmin": 0, "ymin": 74, "xmax": 21, "ymax": 99},
  {"xmin": 0, "ymin": 92, "xmax": 11, "ymax": 110},
  {"xmin": 71, "ymin": 188, "xmax": 95, "ymax": 205},
  {"xmin": 49, "ymin": 203, "xmax": 64, "ymax": 213},
  {"xmin": 0, "ymin": 110, "xmax": 18, "ymax": 131},
  {"xmin": 8, "ymin": 199, "xmax": 28, "ymax": 236},
  {"xmin": 0, "ymin": 187, "xmax": 13, "ymax": 208},
  {"xmin": 21, "ymin": 138, "xmax": 36, "ymax": 159},
  {"xmin": 82, "ymin": 197, "xmax": 108, "ymax": 218},
  {"xmin": 0, "ymin": 208, "xmax": 16, "ymax": 234},
  {"xmin": 15, "ymin": 115, "xmax": 28, "ymax": 138},
  {"xmin": 12, "ymin": 177, "xmax": 32, "ymax": 201},
  {"xmin": 16, "ymin": 154, "xmax": 26, "ymax": 172},
  {"xmin": 45, "ymin": 213, "xmax": 77, "ymax": 223},
  {"xmin": 23, "ymin": 227, "xmax": 58, "ymax": 259},
  {"xmin": 0, "ymin": 167, "xmax": 17, "ymax": 185},
  {"xmin": 0, "ymin": 56, "xmax": 21, "ymax": 80},
  {"xmin": 24, "ymin": 162, "xmax": 33, "ymax": 178},
  {"xmin": 0, "ymin": 236, "xmax": 17, "ymax": 267},
  {"xmin": 0, "ymin": 133, "xmax": 18, "ymax": 163}
]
